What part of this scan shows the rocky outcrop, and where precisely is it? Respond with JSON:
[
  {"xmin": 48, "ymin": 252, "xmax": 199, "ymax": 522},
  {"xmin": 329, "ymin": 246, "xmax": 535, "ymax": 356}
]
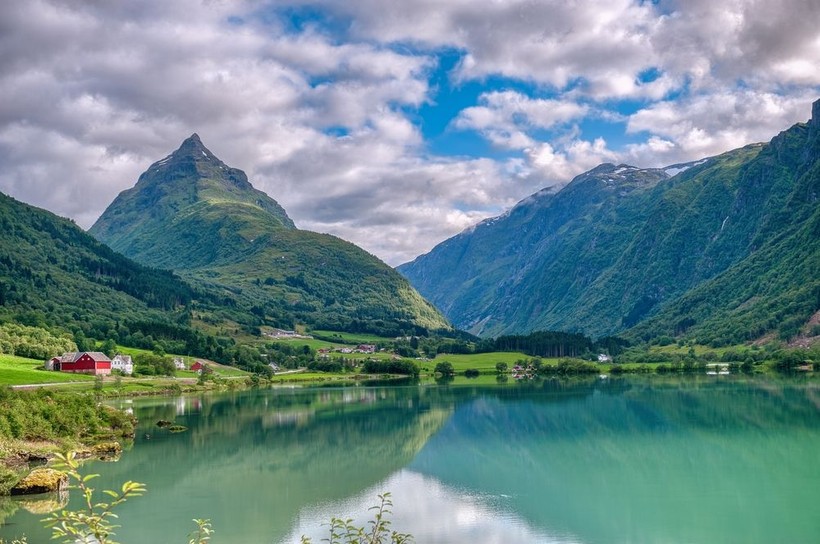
[{"xmin": 10, "ymin": 468, "xmax": 67, "ymax": 495}]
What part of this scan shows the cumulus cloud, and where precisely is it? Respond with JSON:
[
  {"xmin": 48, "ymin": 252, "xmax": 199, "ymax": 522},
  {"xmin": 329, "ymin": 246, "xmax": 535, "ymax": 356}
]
[
  {"xmin": 453, "ymin": 92, "xmax": 588, "ymax": 150},
  {"xmin": 623, "ymin": 90, "xmax": 819, "ymax": 165},
  {"xmin": 0, "ymin": 0, "xmax": 818, "ymax": 266},
  {"xmin": 302, "ymin": 0, "xmax": 820, "ymax": 93}
]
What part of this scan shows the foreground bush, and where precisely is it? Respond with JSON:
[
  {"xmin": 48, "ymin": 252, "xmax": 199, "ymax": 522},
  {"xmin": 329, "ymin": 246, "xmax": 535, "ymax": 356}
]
[{"xmin": 0, "ymin": 388, "xmax": 135, "ymax": 444}]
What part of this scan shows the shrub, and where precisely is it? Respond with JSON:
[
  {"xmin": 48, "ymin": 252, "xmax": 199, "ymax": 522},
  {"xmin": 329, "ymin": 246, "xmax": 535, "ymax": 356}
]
[
  {"xmin": 434, "ymin": 361, "xmax": 454, "ymax": 376},
  {"xmin": 362, "ymin": 359, "xmax": 420, "ymax": 377},
  {"xmin": 301, "ymin": 493, "xmax": 412, "ymax": 544}
]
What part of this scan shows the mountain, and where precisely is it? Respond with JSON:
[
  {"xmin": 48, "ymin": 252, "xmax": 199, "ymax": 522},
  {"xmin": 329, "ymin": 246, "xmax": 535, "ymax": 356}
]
[
  {"xmin": 90, "ymin": 135, "xmax": 448, "ymax": 335},
  {"xmin": 0, "ymin": 190, "xmax": 196, "ymax": 332},
  {"xmin": 399, "ymin": 100, "xmax": 820, "ymax": 344}
]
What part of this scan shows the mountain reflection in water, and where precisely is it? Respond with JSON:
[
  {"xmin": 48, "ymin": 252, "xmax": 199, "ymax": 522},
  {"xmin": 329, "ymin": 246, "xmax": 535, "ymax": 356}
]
[{"xmin": 0, "ymin": 378, "xmax": 818, "ymax": 544}]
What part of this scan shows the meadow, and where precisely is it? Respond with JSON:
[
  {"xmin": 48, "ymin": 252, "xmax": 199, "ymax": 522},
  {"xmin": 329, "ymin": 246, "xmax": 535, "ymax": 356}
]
[{"xmin": 0, "ymin": 354, "xmax": 94, "ymax": 386}]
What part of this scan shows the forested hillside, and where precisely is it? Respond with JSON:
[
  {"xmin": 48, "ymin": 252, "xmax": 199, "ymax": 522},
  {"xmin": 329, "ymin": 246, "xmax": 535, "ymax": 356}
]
[
  {"xmin": 400, "ymin": 100, "xmax": 820, "ymax": 344},
  {"xmin": 0, "ymin": 191, "xmax": 195, "ymax": 333}
]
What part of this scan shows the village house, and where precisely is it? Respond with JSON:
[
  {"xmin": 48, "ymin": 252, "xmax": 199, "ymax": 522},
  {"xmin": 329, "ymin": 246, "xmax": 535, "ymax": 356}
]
[
  {"xmin": 190, "ymin": 361, "xmax": 205, "ymax": 373},
  {"xmin": 264, "ymin": 329, "xmax": 314, "ymax": 340},
  {"xmin": 356, "ymin": 344, "xmax": 376, "ymax": 354},
  {"xmin": 173, "ymin": 357, "xmax": 187, "ymax": 370},
  {"xmin": 111, "ymin": 354, "xmax": 133, "ymax": 375},
  {"xmin": 50, "ymin": 352, "xmax": 112, "ymax": 375}
]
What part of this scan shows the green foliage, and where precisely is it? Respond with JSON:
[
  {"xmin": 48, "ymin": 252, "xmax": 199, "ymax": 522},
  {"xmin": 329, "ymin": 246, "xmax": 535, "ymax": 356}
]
[
  {"xmin": 301, "ymin": 493, "xmax": 412, "ymax": 544},
  {"xmin": 187, "ymin": 519, "xmax": 214, "ymax": 544},
  {"xmin": 0, "ymin": 192, "xmax": 197, "ymax": 335},
  {"xmin": 361, "ymin": 359, "xmax": 420, "ymax": 377},
  {"xmin": 45, "ymin": 452, "xmax": 146, "ymax": 544},
  {"xmin": 133, "ymin": 353, "xmax": 176, "ymax": 377},
  {"xmin": 100, "ymin": 339, "xmax": 118, "ymax": 358},
  {"xmin": 552, "ymin": 358, "xmax": 599, "ymax": 375},
  {"xmin": 0, "ymin": 388, "xmax": 135, "ymax": 442},
  {"xmin": 495, "ymin": 362, "xmax": 508, "ymax": 374},
  {"xmin": 492, "ymin": 330, "xmax": 595, "ymax": 358},
  {"xmin": 434, "ymin": 361, "xmax": 454, "ymax": 376},
  {"xmin": 197, "ymin": 364, "xmax": 214, "ymax": 385},
  {"xmin": 0, "ymin": 323, "xmax": 76, "ymax": 360},
  {"xmin": 0, "ymin": 465, "xmax": 23, "ymax": 496}
]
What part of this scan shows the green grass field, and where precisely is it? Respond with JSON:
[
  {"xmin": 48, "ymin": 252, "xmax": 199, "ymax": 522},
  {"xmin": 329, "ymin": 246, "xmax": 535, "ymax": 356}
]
[
  {"xmin": 269, "ymin": 371, "xmax": 358, "ymax": 383},
  {"xmin": 649, "ymin": 343, "xmax": 758, "ymax": 357},
  {"xmin": 426, "ymin": 351, "xmax": 532, "ymax": 372},
  {"xmin": 0, "ymin": 354, "xmax": 95, "ymax": 386},
  {"xmin": 311, "ymin": 330, "xmax": 391, "ymax": 344},
  {"xmin": 266, "ymin": 337, "xmax": 338, "ymax": 350}
]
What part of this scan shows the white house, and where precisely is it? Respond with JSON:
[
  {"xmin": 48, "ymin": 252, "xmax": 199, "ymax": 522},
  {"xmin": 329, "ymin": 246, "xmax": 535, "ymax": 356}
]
[
  {"xmin": 598, "ymin": 354, "xmax": 612, "ymax": 363},
  {"xmin": 111, "ymin": 354, "xmax": 133, "ymax": 375},
  {"xmin": 173, "ymin": 357, "xmax": 187, "ymax": 370}
]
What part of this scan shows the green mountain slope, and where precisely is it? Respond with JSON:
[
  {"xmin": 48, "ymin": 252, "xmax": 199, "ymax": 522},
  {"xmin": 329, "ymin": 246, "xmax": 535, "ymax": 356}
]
[
  {"xmin": 628, "ymin": 108, "xmax": 820, "ymax": 344},
  {"xmin": 400, "ymin": 163, "xmax": 671, "ymax": 336},
  {"xmin": 0, "ymin": 191, "xmax": 195, "ymax": 331},
  {"xmin": 89, "ymin": 134, "xmax": 295, "ymax": 269},
  {"xmin": 400, "ymin": 100, "xmax": 820, "ymax": 342},
  {"xmin": 90, "ymin": 135, "xmax": 448, "ymax": 335}
]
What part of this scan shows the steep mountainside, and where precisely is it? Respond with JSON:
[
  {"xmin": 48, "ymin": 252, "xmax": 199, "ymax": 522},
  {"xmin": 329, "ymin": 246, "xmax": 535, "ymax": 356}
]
[
  {"xmin": 400, "ymin": 163, "xmax": 671, "ymax": 335},
  {"xmin": 90, "ymin": 134, "xmax": 295, "ymax": 270},
  {"xmin": 90, "ymin": 135, "xmax": 448, "ymax": 335},
  {"xmin": 0, "ymin": 191, "xmax": 196, "ymax": 331},
  {"xmin": 400, "ymin": 100, "xmax": 820, "ymax": 343}
]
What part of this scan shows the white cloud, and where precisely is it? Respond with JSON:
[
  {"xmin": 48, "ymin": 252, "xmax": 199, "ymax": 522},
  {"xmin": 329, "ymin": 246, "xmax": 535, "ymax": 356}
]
[
  {"xmin": 624, "ymin": 90, "xmax": 818, "ymax": 165},
  {"xmin": 523, "ymin": 137, "xmax": 619, "ymax": 183},
  {"xmin": 0, "ymin": 0, "xmax": 818, "ymax": 268}
]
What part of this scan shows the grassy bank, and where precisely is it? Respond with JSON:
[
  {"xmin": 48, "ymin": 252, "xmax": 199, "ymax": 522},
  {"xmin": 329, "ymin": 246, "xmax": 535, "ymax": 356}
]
[
  {"xmin": 0, "ymin": 354, "xmax": 94, "ymax": 386},
  {"xmin": 0, "ymin": 387, "xmax": 136, "ymax": 495}
]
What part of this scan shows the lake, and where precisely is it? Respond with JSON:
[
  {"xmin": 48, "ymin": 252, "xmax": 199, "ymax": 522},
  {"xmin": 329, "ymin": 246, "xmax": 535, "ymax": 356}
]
[{"xmin": 1, "ymin": 376, "xmax": 819, "ymax": 543}]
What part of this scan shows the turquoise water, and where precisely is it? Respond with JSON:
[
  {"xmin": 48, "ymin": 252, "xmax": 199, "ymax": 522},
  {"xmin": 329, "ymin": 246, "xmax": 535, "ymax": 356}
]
[{"xmin": 1, "ymin": 377, "xmax": 819, "ymax": 543}]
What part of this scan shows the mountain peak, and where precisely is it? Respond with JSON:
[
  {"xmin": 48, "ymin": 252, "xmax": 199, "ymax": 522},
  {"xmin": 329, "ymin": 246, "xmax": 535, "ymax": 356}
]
[
  {"xmin": 90, "ymin": 135, "xmax": 298, "ymax": 263},
  {"xmin": 173, "ymin": 132, "xmax": 214, "ymax": 160}
]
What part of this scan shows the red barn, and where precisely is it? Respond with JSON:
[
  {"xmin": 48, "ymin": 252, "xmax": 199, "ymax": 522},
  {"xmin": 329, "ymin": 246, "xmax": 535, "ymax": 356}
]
[
  {"xmin": 55, "ymin": 352, "xmax": 112, "ymax": 375},
  {"xmin": 190, "ymin": 361, "xmax": 205, "ymax": 372}
]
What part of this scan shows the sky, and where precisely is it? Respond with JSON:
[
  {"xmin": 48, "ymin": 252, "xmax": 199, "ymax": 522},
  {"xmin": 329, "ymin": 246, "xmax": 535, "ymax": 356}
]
[{"xmin": 1, "ymin": 1, "xmax": 819, "ymax": 266}]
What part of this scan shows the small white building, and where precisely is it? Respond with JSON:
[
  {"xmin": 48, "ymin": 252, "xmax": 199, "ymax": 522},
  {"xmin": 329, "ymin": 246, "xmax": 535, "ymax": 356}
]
[
  {"xmin": 111, "ymin": 354, "xmax": 134, "ymax": 375},
  {"xmin": 597, "ymin": 354, "xmax": 612, "ymax": 363},
  {"xmin": 173, "ymin": 357, "xmax": 187, "ymax": 370}
]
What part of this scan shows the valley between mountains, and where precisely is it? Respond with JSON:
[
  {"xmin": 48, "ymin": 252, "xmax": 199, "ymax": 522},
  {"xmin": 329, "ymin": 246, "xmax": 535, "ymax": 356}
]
[{"xmin": 0, "ymin": 102, "xmax": 818, "ymax": 372}]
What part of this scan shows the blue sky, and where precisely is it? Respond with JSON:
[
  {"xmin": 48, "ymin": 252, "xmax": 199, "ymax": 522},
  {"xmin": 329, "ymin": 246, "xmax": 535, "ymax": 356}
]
[{"xmin": 0, "ymin": 0, "xmax": 818, "ymax": 264}]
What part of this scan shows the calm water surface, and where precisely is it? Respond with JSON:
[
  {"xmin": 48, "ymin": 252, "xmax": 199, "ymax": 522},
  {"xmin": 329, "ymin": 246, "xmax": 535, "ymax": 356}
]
[{"xmin": 1, "ymin": 377, "xmax": 819, "ymax": 543}]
